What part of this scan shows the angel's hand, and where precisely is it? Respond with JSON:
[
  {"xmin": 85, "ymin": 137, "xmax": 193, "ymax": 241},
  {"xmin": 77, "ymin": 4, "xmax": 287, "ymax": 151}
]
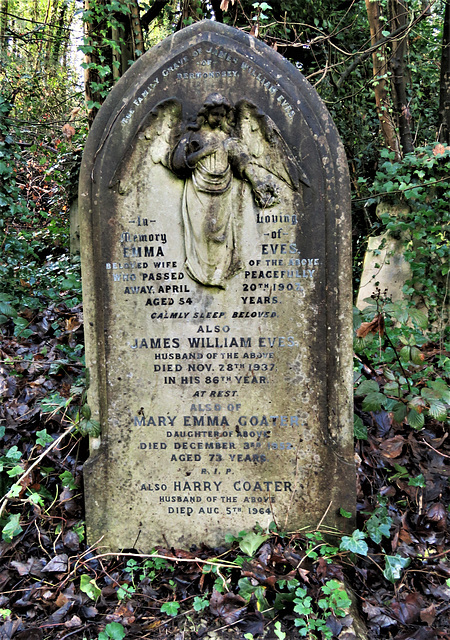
[{"xmin": 253, "ymin": 179, "xmax": 280, "ymax": 208}]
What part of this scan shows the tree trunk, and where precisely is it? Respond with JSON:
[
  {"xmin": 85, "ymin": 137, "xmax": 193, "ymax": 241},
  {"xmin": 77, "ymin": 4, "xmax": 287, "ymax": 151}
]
[
  {"xmin": 84, "ymin": 0, "xmax": 107, "ymax": 127},
  {"xmin": 44, "ymin": 0, "xmax": 59, "ymax": 66},
  {"xmin": 389, "ymin": 0, "xmax": 414, "ymax": 154},
  {"xmin": 84, "ymin": 0, "xmax": 144, "ymax": 125},
  {"xmin": 111, "ymin": 0, "xmax": 144, "ymax": 80},
  {"xmin": 0, "ymin": 0, "xmax": 8, "ymax": 56},
  {"xmin": 141, "ymin": 0, "xmax": 170, "ymax": 30},
  {"xmin": 364, "ymin": 0, "xmax": 400, "ymax": 157},
  {"xmin": 439, "ymin": 0, "xmax": 450, "ymax": 144},
  {"xmin": 51, "ymin": 0, "xmax": 69, "ymax": 66},
  {"xmin": 130, "ymin": 0, "xmax": 144, "ymax": 59}
]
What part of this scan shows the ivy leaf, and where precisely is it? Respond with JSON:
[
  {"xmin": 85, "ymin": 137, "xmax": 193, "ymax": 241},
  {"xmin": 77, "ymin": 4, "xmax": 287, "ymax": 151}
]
[
  {"xmin": 5, "ymin": 446, "xmax": 22, "ymax": 462},
  {"xmin": 80, "ymin": 574, "xmax": 102, "ymax": 600},
  {"xmin": 383, "ymin": 555, "xmax": 410, "ymax": 583},
  {"xmin": 390, "ymin": 463, "xmax": 409, "ymax": 480},
  {"xmin": 366, "ymin": 514, "xmax": 392, "ymax": 544},
  {"xmin": 2, "ymin": 513, "xmax": 22, "ymax": 543},
  {"xmin": 410, "ymin": 346, "xmax": 424, "ymax": 365},
  {"xmin": 7, "ymin": 465, "xmax": 23, "ymax": 478},
  {"xmin": 408, "ymin": 474, "xmax": 425, "ymax": 487},
  {"xmin": 8, "ymin": 484, "xmax": 21, "ymax": 498},
  {"xmin": 36, "ymin": 429, "xmax": 53, "ymax": 446},
  {"xmin": 340, "ymin": 530, "xmax": 368, "ymax": 556},
  {"xmin": 237, "ymin": 578, "xmax": 269, "ymax": 611},
  {"xmin": 354, "ymin": 415, "xmax": 367, "ymax": 440},
  {"xmin": 400, "ymin": 346, "xmax": 411, "ymax": 361},
  {"xmin": 78, "ymin": 418, "xmax": 101, "ymax": 437},
  {"xmin": 386, "ymin": 301, "xmax": 408, "ymax": 324},
  {"xmin": 238, "ymin": 531, "xmax": 269, "ymax": 557},
  {"xmin": 193, "ymin": 595, "xmax": 209, "ymax": 611},
  {"xmin": 238, "ymin": 577, "xmax": 256, "ymax": 601}
]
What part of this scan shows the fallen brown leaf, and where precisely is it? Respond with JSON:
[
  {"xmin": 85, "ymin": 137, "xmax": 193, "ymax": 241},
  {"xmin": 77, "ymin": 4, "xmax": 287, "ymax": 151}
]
[
  {"xmin": 419, "ymin": 603, "xmax": 436, "ymax": 626},
  {"xmin": 356, "ymin": 314, "xmax": 385, "ymax": 338},
  {"xmin": 379, "ymin": 435, "xmax": 405, "ymax": 458},
  {"xmin": 210, "ymin": 589, "xmax": 247, "ymax": 624}
]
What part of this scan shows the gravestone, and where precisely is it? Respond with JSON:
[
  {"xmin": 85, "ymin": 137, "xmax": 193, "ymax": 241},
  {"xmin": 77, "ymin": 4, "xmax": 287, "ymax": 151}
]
[
  {"xmin": 356, "ymin": 204, "xmax": 411, "ymax": 309},
  {"xmin": 79, "ymin": 21, "xmax": 355, "ymax": 551}
]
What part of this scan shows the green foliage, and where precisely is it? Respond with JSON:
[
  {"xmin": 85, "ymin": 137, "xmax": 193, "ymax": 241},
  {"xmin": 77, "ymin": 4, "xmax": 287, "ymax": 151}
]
[
  {"xmin": 193, "ymin": 594, "xmax": 210, "ymax": 611},
  {"xmin": 318, "ymin": 580, "xmax": 352, "ymax": 617},
  {"xmin": 238, "ymin": 577, "xmax": 270, "ymax": 613},
  {"xmin": 98, "ymin": 622, "xmax": 126, "ymax": 640},
  {"xmin": 124, "ymin": 554, "xmax": 172, "ymax": 584},
  {"xmin": 354, "ymin": 414, "xmax": 368, "ymax": 440},
  {"xmin": 80, "ymin": 575, "xmax": 102, "ymax": 601},
  {"xmin": 202, "ymin": 562, "xmax": 228, "ymax": 593},
  {"xmin": 383, "ymin": 555, "xmax": 411, "ymax": 583},
  {"xmin": 117, "ymin": 584, "xmax": 136, "ymax": 600},
  {"xmin": 238, "ymin": 530, "xmax": 270, "ymax": 556},
  {"xmin": 73, "ymin": 521, "xmax": 86, "ymax": 542},
  {"xmin": 225, "ymin": 526, "xmax": 270, "ymax": 557},
  {"xmin": 0, "ymin": 12, "xmax": 85, "ymax": 321},
  {"xmin": 273, "ymin": 621, "xmax": 286, "ymax": 640},
  {"xmin": 365, "ymin": 501, "xmax": 393, "ymax": 544},
  {"xmin": 340, "ymin": 529, "xmax": 369, "ymax": 556},
  {"xmin": 303, "ymin": 531, "xmax": 339, "ymax": 562},
  {"xmin": 0, "ymin": 445, "xmax": 23, "ymax": 495},
  {"xmin": 361, "ymin": 144, "xmax": 450, "ymax": 324},
  {"xmin": 80, "ymin": 0, "xmax": 154, "ymax": 113},
  {"xmin": 160, "ymin": 600, "xmax": 181, "ymax": 616},
  {"xmin": 293, "ymin": 582, "xmax": 348, "ymax": 639},
  {"xmin": 35, "ymin": 429, "xmax": 53, "ymax": 447},
  {"xmin": 1, "ymin": 513, "xmax": 22, "ymax": 543},
  {"xmin": 354, "ymin": 297, "xmax": 450, "ymax": 431},
  {"xmin": 59, "ymin": 470, "xmax": 78, "ymax": 490}
]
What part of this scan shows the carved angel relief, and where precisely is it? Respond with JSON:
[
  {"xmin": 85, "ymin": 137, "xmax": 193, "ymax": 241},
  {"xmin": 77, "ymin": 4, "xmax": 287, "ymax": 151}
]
[{"xmin": 110, "ymin": 93, "xmax": 309, "ymax": 289}]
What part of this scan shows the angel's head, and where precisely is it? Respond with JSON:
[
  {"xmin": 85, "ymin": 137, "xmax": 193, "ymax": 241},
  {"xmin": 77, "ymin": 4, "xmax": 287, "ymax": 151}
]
[{"xmin": 195, "ymin": 94, "xmax": 234, "ymax": 133}]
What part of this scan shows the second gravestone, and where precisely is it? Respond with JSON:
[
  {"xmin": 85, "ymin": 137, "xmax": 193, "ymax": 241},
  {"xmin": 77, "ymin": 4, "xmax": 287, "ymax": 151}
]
[{"xmin": 79, "ymin": 21, "xmax": 355, "ymax": 550}]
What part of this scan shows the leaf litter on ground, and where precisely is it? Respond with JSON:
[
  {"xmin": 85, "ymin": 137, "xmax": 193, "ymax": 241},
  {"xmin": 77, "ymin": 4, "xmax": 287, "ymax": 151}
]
[{"xmin": 0, "ymin": 305, "xmax": 449, "ymax": 639}]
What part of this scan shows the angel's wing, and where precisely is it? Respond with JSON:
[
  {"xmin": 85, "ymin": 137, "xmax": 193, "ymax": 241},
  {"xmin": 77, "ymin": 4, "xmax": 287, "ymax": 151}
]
[
  {"xmin": 109, "ymin": 98, "xmax": 183, "ymax": 193},
  {"xmin": 234, "ymin": 99, "xmax": 310, "ymax": 190}
]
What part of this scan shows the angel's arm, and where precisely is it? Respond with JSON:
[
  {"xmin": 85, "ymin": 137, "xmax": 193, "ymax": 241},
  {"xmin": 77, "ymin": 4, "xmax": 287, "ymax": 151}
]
[
  {"xmin": 227, "ymin": 139, "xmax": 280, "ymax": 208},
  {"xmin": 171, "ymin": 133, "xmax": 191, "ymax": 172},
  {"xmin": 173, "ymin": 133, "xmax": 221, "ymax": 171}
]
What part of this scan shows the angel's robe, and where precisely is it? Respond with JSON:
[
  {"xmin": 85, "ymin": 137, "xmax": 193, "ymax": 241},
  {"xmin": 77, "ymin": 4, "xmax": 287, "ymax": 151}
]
[{"xmin": 178, "ymin": 134, "xmax": 246, "ymax": 288}]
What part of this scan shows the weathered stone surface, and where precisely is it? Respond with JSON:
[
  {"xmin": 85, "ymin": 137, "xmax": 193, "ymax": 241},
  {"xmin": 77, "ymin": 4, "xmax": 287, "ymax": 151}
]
[
  {"xmin": 69, "ymin": 198, "xmax": 80, "ymax": 255},
  {"xmin": 79, "ymin": 20, "xmax": 354, "ymax": 551},
  {"xmin": 356, "ymin": 204, "xmax": 411, "ymax": 309}
]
